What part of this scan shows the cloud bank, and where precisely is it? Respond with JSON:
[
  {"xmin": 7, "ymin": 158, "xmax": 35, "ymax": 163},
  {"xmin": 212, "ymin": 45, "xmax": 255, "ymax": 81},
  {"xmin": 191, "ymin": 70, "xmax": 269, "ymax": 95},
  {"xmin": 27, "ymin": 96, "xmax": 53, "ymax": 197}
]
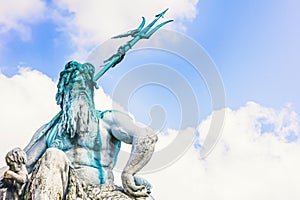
[
  {"xmin": 52, "ymin": 0, "xmax": 198, "ymax": 45},
  {"xmin": 0, "ymin": 68, "xmax": 57, "ymax": 165},
  {"xmin": 0, "ymin": 0, "xmax": 46, "ymax": 40},
  {"xmin": 0, "ymin": 1, "xmax": 199, "ymax": 58},
  {"xmin": 0, "ymin": 70, "xmax": 299, "ymax": 199},
  {"xmin": 149, "ymin": 102, "xmax": 300, "ymax": 199}
]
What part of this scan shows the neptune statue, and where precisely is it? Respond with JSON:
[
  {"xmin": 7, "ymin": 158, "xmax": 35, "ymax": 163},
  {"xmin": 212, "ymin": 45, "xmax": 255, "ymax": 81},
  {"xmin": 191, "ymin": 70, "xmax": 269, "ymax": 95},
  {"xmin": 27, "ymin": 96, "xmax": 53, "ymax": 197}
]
[
  {"xmin": 0, "ymin": 9, "xmax": 173, "ymax": 200},
  {"xmin": 23, "ymin": 60, "xmax": 157, "ymax": 199}
]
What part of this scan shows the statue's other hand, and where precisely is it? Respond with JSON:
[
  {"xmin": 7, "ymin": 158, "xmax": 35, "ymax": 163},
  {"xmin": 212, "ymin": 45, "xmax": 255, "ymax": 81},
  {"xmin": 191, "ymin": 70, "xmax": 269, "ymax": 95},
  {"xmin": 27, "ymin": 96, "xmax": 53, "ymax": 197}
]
[
  {"xmin": 134, "ymin": 176, "xmax": 152, "ymax": 193},
  {"xmin": 121, "ymin": 172, "xmax": 148, "ymax": 198}
]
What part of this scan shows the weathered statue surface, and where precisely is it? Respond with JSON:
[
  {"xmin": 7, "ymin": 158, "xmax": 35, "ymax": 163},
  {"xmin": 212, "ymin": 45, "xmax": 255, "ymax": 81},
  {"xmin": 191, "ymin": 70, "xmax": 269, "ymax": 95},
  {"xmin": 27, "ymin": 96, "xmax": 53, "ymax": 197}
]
[
  {"xmin": 0, "ymin": 9, "xmax": 173, "ymax": 200},
  {"xmin": 21, "ymin": 61, "xmax": 157, "ymax": 200}
]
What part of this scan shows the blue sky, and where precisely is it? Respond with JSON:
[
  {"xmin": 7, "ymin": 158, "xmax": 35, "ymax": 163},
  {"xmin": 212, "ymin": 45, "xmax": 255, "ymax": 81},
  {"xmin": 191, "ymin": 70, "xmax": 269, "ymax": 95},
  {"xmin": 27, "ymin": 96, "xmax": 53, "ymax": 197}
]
[
  {"xmin": 192, "ymin": 0, "xmax": 300, "ymax": 112},
  {"xmin": 0, "ymin": 0, "xmax": 300, "ymax": 135},
  {"xmin": 1, "ymin": 0, "xmax": 299, "ymax": 123},
  {"xmin": 1, "ymin": 1, "xmax": 300, "ymax": 199}
]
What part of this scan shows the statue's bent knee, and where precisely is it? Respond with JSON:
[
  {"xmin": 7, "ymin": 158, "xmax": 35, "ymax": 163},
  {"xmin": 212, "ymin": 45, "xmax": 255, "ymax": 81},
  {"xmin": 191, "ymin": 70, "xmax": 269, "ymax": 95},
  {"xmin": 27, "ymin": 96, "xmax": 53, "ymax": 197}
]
[
  {"xmin": 24, "ymin": 148, "xmax": 71, "ymax": 200},
  {"xmin": 43, "ymin": 147, "xmax": 68, "ymax": 160}
]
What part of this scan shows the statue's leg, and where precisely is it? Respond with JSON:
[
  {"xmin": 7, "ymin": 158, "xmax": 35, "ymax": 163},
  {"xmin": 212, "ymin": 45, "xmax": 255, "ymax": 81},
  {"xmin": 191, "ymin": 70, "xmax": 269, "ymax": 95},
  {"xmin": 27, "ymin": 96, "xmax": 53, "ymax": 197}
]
[{"xmin": 24, "ymin": 148, "xmax": 70, "ymax": 200}]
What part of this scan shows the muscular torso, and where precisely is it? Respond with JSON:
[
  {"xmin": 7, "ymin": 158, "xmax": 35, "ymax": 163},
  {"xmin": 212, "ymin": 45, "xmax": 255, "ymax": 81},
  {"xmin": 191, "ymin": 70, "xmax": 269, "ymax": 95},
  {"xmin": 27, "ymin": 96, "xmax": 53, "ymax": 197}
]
[{"xmin": 54, "ymin": 117, "xmax": 121, "ymax": 185}]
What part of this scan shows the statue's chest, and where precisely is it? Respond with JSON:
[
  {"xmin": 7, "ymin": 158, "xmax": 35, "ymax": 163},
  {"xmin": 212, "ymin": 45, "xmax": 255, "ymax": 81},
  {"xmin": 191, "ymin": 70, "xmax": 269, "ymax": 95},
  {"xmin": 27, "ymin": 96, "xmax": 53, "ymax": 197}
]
[
  {"xmin": 75, "ymin": 130, "xmax": 102, "ymax": 151},
  {"xmin": 57, "ymin": 120, "xmax": 111, "ymax": 152}
]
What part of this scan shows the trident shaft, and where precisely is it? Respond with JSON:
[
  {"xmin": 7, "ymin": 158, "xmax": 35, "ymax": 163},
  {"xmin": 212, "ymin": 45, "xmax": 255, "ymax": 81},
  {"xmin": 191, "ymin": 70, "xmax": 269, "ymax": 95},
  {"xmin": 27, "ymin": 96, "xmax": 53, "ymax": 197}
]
[{"xmin": 93, "ymin": 8, "xmax": 173, "ymax": 82}]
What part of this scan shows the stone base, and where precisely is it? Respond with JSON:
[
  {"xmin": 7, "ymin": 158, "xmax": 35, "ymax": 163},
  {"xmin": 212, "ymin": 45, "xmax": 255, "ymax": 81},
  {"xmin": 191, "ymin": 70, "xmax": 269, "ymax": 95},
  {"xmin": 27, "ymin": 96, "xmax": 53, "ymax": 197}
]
[{"xmin": 84, "ymin": 184, "xmax": 133, "ymax": 200}]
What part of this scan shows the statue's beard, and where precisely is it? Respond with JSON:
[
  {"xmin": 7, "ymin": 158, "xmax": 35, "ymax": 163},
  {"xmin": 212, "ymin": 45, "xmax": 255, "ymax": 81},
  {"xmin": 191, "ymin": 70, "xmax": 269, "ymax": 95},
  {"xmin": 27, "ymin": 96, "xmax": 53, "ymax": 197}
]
[{"xmin": 59, "ymin": 91, "xmax": 97, "ymax": 138}]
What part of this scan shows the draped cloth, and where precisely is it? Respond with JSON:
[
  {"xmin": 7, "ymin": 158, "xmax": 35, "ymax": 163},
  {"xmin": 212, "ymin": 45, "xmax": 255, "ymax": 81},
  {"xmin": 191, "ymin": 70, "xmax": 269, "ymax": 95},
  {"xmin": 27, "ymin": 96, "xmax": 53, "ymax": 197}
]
[
  {"xmin": 24, "ymin": 148, "xmax": 72, "ymax": 200},
  {"xmin": 23, "ymin": 148, "xmax": 137, "ymax": 200}
]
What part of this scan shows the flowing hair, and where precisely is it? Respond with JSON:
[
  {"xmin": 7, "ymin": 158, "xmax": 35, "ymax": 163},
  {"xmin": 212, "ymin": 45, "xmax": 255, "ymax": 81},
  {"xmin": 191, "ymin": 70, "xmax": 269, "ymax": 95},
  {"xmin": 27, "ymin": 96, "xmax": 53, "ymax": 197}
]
[{"xmin": 56, "ymin": 61, "xmax": 98, "ymax": 138}]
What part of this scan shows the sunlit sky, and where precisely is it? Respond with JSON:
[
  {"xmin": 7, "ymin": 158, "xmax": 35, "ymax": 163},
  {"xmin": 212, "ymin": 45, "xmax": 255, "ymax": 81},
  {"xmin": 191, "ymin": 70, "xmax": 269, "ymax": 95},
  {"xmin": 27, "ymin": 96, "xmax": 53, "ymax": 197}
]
[
  {"xmin": 0, "ymin": 1, "xmax": 300, "ymax": 199},
  {"xmin": 1, "ymin": 1, "xmax": 299, "ymax": 117}
]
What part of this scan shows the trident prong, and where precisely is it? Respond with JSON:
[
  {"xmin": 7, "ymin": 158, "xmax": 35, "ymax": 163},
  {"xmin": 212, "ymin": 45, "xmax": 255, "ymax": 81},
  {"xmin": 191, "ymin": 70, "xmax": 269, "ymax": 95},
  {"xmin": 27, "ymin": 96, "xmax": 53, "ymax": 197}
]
[
  {"xmin": 93, "ymin": 8, "xmax": 173, "ymax": 82},
  {"xmin": 111, "ymin": 17, "xmax": 146, "ymax": 39},
  {"xmin": 139, "ymin": 19, "xmax": 174, "ymax": 39}
]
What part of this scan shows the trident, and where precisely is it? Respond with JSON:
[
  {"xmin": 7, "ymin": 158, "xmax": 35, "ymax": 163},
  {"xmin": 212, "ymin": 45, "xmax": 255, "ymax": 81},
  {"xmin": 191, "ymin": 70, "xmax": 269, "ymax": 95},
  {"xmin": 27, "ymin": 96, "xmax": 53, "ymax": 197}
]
[{"xmin": 93, "ymin": 8, "xmax": 173, "ymax": 82}]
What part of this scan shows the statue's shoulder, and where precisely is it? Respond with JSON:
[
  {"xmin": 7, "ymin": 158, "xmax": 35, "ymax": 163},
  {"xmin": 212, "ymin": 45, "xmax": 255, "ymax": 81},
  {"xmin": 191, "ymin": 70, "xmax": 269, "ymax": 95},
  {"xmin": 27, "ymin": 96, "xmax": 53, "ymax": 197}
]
[
  {"xmin": 96, "ymin": 110, "xmax": 111, "ymax": 119},
  {"xmin": 96, "ymin": 110, "xmax": 133, "ymax": 119},
  {"xmin": 97, "ymin": 110, "xmax": 134, "ymax": 127}
]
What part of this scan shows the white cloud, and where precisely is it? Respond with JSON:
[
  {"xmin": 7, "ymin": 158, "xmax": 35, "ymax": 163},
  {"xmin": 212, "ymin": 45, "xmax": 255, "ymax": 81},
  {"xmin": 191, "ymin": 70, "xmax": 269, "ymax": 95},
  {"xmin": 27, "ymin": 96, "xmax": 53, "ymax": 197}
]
[
  {"xmin": 0, "ymin": 1, "xmax": 199, "ymax": 60},
  {"xmin": 147, "ymin": 102, "xmax": 300, "ymax": 199},
  {"xmin": 0, "ymin": 68, "xmax": 58, "ymax": 165},
  {"xmin": 51, "ymin": 0, "xmax": 199, "ymax": 59},
  {"xmin": 0, "ymin": 0, "xmax": 46, "ymax": 40}
]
